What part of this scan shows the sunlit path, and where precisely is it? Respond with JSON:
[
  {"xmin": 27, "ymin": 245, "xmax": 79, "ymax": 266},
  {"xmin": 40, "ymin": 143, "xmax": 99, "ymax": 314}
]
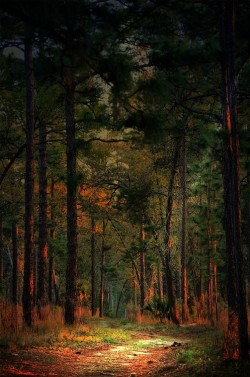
[{"xmin": 0, "ymin": 323, "xmax": 188, "ymax": 377}]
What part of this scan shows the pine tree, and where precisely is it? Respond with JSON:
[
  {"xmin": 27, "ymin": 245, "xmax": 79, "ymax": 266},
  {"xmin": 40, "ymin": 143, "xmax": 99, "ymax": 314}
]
[
  {"xmin": 219, "ymin": 0, "xmax": 249, "ymax": 359},
  {"xmin": 22, "ymin": 24, "xmax": 35, "ymax": 327}
]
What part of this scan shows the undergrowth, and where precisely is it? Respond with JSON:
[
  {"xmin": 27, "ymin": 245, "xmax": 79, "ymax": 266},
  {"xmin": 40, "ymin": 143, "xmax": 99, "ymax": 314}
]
[{"xmin": 1, "ymin": 302, "xmax": 249, "ymax": 377}]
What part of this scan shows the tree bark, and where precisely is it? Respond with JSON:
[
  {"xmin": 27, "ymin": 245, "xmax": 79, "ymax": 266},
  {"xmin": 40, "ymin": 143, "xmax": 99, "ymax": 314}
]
[
  {"xmin": 48, "ymin": 176, "xmax": 55, "ymax": 304},
  {"xmin": 213, "ymin": 241, "xmax": 219, "ymax": 322},
  {"xmin": 64, "ymin": 81, "xmax": 78, "ymax": 325},
  {"xmin": 157, "ymin": 262, "xmax": 163, "ymax": 300},
  {"xmin": 164, "ymin": 142, "xmax": 180, "ymax": 325},
  {"xmin": 206, "ymin": 177, "xmax": 214, "ymax": 323},
  {"xmin": 247, "ymin": 169, "xmax": 250, "ymax": 305},
  {"xmin": 91, "ymin": 216, "xmax": 96, "ymax": 317},
  {"xmin": 139, "ymin": 224, "xmax": 146, "ymax": 315},
  {"xmin": 0, "ymin": 217, "xmax": 3, "ymax": 288},
  {"xmin": 99, "ymin": 219, "xmax": 106, "ymax": 318},
  {"xmin": 12, "ymin": 222, "xmax": 18, "ymax": 304},
  {"xmin": 181, "ymin": 135, "xmax": 189, "ymax": 322},
  {"xmin": 37, "ymin": 119, "xmax": 48, "ymax": 311},
  {"xmin": 22, "ymin": 27, "xmax": 35, "ymax": 327},
  {"xmin": 132, "ymin": 264, "xmax": 137, "ymax": 312},
  {"xmin": 219, "ymin": 0, "xmax": 249, "ymax": 359}
]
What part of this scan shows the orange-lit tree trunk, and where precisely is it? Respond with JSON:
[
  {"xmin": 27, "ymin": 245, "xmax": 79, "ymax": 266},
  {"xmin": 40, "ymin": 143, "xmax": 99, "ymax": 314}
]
[
  {"xmin": 48, "ymin": 176, "xmax": 59, "ymax": 305},
  {"xmin": 164, "ymin": 142, "xmax": 180, "ymax": 325},
  {"xmin": 219, "ymin": 0, "xmax": 249, "ymax": 359},
  {"xmin": 37, "ymin": 119, "xmax": 48, "ymax": 312},
  {"xmin": 207, "ymin": 257, "xmax": 214, "ymax": 323},
  {"xmin": 91, "ymin": 216, "xmax": 96, "ymax": 317},
  {"xmin": 64, "ymin": 80, "xmax": 78, "ymax": 325},
  {"xmin": 12, "ymin": 222, "xmax": 18, "ymax": 304},
  {"xmin": 22, "ymin": 27, "xmax": 35, "ymax": 327},
  {"xmin": 139, "ymin": 224, "xmax": 146, "ymax": 315},
  {"xmin": 48, "ymin": 176, "xmax": 55, "ymax": 304},
  {"xmin": 181, "ymin": 135, "xmax": 189, "ymax": 322}
]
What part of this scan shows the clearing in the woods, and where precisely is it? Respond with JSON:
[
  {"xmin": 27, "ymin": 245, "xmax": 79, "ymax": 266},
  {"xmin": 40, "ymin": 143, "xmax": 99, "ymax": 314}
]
[{"xmin": 0, "ymin": 319, "xmax": 249, "ymax": 377}]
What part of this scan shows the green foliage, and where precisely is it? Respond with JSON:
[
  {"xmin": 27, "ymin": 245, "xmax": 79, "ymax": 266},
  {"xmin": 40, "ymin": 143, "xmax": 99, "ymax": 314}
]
[
  {"xmin": 144, "ymin": 297, "xmax": 170, "ymax": 322},
  {"xmin": 99, "ymin": 53, "xmax": 133, "ymax": 94},
  {"xmin": 125, "ymin": 110, "xmax": 167, "ymax": 142}
]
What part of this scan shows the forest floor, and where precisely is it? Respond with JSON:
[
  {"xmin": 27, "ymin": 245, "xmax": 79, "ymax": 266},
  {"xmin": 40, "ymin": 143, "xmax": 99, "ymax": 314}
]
[{"xmin": 0, "ymin": 318, "xmax": 249, "ymax": 377}]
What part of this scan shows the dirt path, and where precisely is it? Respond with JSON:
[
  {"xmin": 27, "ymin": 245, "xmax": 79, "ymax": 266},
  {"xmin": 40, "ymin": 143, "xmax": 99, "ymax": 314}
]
[{"xmin": 0, "ymin": 332, "xmax": 187, "ymax": 377}]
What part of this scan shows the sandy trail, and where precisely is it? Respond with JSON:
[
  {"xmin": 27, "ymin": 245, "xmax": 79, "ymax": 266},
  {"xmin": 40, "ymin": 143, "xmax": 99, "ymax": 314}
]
[{"xmin": 0, "ymin": 333, "xmax": 186, "ymax": 377}]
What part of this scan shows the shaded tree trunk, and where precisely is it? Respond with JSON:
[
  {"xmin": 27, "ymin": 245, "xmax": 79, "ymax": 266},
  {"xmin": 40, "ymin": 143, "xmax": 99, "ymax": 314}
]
[
  {"xmin": 164, "ymin": 142, "xmax": 180, "ymax": 325},
  {"xmin": 213, "ymin": 241, "xmax": 219, "ymax": 322},
  {"xmin": 33, "ymin": 249, "xmax": 37, "ymax": 307},
  {"xmin": 48, "ymin": 176, "xmax": 59, "ymax": 305},
  {"xmin": 139, "ymin": 224, "xmax": 146, "ymax": 315},
  {"xmin": 206, "ymin": 178, "xmax": 214, "ymax": 323},
  {"xmin": 247, "ymin": 169, "xmax": 250, "ymax": 305},
  {"xmin": 219, "ymin": 0, "xmax": 249, "ymax": 359},
  {"xmin": 0, "ymin": 217, "xmax": 3, "ymax": 288},
  {"xmin": 99, "ymin": 219, "xmax": 106, "ymax": 318},
  {"xmin": 22, "ymin": 28, "xmax": 35, "ymax": 327},
  {"xmin": 64, "ymin": 81, "xmax": 78, "ymax": 325},
  {"xmin": 12, "ymin": 222, "xmax": 18, "ymax": 304},
  {"xmin": 132, "ymin": 264, "xmax": 137, "ymax": 312},
  {"xmin": 91, "ymin": 216, "xmax": 96, "ymax": 317},
  {"xmin": 48, "ymin": 255, "xmax": 54, "ymax": 304},
  {"xmin": 181, "ymin": 135, "xmax": 189, "ymax": 322},
  {"xmin": 157, "ymin": 262, "xmax": 163, "ymax": 300},
  {"xmin": 37, "ymin": 119, "xmax": 48, "ymax": 311}
]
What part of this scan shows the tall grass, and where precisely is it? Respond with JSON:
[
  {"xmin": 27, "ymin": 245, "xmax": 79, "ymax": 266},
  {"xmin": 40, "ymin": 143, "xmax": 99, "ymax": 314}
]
[{"xmin": 0, "ymin": 301, "xmax": 64, "ymax": 347}]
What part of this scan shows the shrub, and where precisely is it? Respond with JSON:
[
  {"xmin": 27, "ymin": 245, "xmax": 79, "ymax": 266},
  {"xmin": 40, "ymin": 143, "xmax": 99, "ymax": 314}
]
[{"xmin": 144, "ymin": 297, "xmax": 170, "ymax": 322}]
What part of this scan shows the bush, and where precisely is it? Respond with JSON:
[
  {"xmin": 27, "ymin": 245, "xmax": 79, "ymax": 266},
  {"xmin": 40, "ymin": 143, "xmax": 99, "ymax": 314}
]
[{"xmin": 144, "ymin": 297, "xmax": 170, "ymax": 322}]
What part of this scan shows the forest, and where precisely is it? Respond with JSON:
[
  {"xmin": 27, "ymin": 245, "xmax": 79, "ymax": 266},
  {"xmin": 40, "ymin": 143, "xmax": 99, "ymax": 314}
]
[{"xmin": 0, "ymin": 1, "xmax": 250, "ymax": 376}]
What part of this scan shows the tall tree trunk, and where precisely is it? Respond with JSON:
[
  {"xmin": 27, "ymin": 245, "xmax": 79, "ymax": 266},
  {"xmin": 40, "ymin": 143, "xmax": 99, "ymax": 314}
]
[
  {"xmin": 12, "ymin": 222, "xmax": 18, "ymax": 304},
  {"xmin": 91, "ymin": 216, "xmax": 96, "ymax": 317},
  {"xmin": 132, "ymin": 264, "xmax": 137, "ymax": 312},
  {"xmin": 157, "ymin": 262, "xmax": 163, "ymax": 300},
  {"xmin": 99, "ymin": 219, "xmax": 106, "ymax": 318},
  {"xmin": 48, "ymin": 176, "xmax": 55, "ymax": 304},
  {"xmin": 206, "ymin": 179, "xmax": 214, "ymax": 323},
  {"xmin": 48, "ymin": 176, "xmax": 59, "ymax": 304},
  {"xmin": 181, "ymin": 135, "xmax": 189, "ymax": 322},
  {"xmin": 139, "ymin": 224, "xmax": 146, "ymax": 315},
  {"xmin": 247, "ymin": 169, "xmax": 250, "ymax": 305},
  {"xmin": 207, "ymin": 258, "xmax": 214, "ymax": 323},
  {"xmin": 213, "ymin": 241, "xmax": 219, "ymax": 322},
  {"xmin": 164, "ymin": 142, "xmax": 180, "ymax": 325},
  {"xmin": 64, "ymin": 81, "xmax": 78, "ymax": 325},
  {"xmin": 33, "ymin": 249, "xmax": 37, "ymax": 307},
  {"xmin": 48, "ymin": 255, "xmax": 54, "ymax": 304},
  {"xmin": 219, "ymin": 0, "xmax": 249, "ymax": 359},
  {"xmin": 22, "ymin": 28, "xmax": 35, "ymax": 327},
  {"xmin": 37, "ymin": 120, "xmax": 48, "ymax": 312},
  {"xmin": 246, "ymin": 149, "xmax": 250, "ymax": 306},
  {"xmin": 0, "ymin": 217, "xmax": 3, "ymax": 289}
]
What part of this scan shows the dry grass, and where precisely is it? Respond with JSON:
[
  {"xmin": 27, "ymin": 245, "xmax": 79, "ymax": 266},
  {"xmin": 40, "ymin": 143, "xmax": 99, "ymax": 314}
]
[
  {"xmin": 0, "ymin": 301, "xmax": 64, "ymax": 347},
  {"xmin": 0, "ymin": 299, "xmax": 249, "ymax": 361}
]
